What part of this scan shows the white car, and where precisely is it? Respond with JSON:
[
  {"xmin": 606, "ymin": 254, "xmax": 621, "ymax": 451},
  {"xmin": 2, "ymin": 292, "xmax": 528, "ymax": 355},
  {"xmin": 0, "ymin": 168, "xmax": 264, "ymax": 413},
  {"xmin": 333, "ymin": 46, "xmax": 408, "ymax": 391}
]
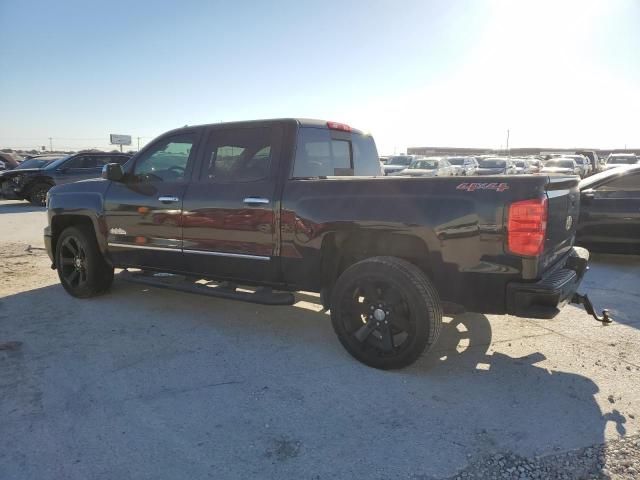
[
  {"xmin": 540, "ymin": 159, "xmax": 580, "ymax": 175},
  {"xmin": 604, "ymin": 153, "xmax": 638, "ymax": 170},
  {"xmin": 393, "ymin": 157, "xmax": 456, "ymax": 177},
  {"xmin": 446, "ymin": 156, "xmax": 479, "ymax": 176},
  {"xmin": 382, "ymin": 155, "xmax": 420, "ymax": 175},
  {"xmin": 555, "ymin": 155, "xmax": 591, "ymax": 177}
]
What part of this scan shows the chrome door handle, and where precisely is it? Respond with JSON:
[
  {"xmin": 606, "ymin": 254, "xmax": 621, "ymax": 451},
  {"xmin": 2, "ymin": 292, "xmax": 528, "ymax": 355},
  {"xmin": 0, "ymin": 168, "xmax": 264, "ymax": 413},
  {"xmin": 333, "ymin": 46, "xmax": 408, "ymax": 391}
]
[
  {"xmin": 158, "ymin": 196, "xmax": 180, "ymax": 203},
  {"xmin": 243, "ymin": 197, "xmax": 270, "ymax": 205}
]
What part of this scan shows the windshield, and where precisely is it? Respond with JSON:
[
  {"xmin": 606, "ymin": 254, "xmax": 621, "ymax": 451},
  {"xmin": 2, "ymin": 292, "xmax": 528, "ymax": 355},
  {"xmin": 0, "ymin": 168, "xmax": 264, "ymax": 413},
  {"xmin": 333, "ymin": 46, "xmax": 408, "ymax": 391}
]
[
  {"xmin": 514, "ymin": 161, "xmax": 527, "ymax": 167},
  {"xmin": 446, "ymin": 157, "xmax": 465, "ymax": 165},
  {"xmin": 608, "ymin": 155, "xmax": 637, "ymax": 164},
  {"xmin": 44, "ymin": 155, "xmax": 72, "ymax": 170},
  {"xmin": 385, "ymin": 156, "xmax": 412, "ymax": 166},
  {"xmin": 545, "ymin": 160, "xmax": 574, "ymax": 168},
  {"xmin": 478, "ymin": 159, "xmax": 506, "ymax": 168},
  {"xmin": 409, "ymin": 160, "xmax": 438, "ymax": 169},
  {"xmin": 15, "ymin": 158, "xmax": 56, "ymax": 169}
]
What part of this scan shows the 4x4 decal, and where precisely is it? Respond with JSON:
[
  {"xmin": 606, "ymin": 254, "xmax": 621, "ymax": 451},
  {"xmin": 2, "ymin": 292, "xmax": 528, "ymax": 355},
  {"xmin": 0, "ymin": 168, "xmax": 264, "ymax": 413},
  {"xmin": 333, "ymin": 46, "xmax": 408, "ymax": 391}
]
[{"xmin": 457, "ymin": 182, "xmax": 510, "ymax": 192}]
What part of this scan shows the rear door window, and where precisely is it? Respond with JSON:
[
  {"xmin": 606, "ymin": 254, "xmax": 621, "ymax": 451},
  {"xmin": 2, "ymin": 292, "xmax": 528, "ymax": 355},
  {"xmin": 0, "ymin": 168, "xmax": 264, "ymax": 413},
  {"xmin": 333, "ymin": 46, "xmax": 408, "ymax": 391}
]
[
  {"xmin": 199, "ymin": 127, "xmax": 274, "ymax": 183},
  {"xmin": 292, "ymin": 127, "xmax": 380, "ymax": 177}
]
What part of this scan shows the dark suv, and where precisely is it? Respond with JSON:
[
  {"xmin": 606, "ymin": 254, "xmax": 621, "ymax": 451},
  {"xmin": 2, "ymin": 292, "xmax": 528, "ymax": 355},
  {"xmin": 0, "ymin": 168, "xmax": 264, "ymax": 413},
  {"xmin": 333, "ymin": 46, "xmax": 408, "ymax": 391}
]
[{"xmin": 0, "ymin": 152, "xmax": 131, "ymax": 205}]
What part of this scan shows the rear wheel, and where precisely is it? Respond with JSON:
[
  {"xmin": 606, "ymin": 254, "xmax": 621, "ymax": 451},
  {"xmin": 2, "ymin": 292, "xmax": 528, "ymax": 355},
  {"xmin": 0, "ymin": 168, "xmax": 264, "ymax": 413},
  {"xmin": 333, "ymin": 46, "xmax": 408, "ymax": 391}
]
[
  {"xmin": 330, "ymin": 256, "xmax": 442, "ymax": 369},
  {"xmin": 28, "ymin": 183, "xmax": 52, "ymax": 206},
  {"xmin": 56, "ymin": 225, "xmax": 114, "ymax": 298}
]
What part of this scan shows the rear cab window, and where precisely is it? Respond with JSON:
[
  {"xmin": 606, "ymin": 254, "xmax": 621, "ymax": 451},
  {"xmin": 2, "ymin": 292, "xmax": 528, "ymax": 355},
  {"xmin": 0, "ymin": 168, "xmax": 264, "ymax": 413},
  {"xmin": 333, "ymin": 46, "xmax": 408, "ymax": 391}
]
[{"xmin": 292, "ymin": 127, "xmax": 381, "ymax": 178}]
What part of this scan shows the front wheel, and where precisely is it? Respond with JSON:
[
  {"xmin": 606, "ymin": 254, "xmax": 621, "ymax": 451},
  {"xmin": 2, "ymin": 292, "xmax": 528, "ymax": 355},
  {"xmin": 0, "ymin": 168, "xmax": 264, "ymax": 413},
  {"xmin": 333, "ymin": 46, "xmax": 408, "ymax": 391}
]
[
  {"xmin": 330, "ymin": 256, "xmax": 442, "ymax": 369},
  {"xmin": 56, "ymin": 225, "xmax": 114, "ymax": 298}
]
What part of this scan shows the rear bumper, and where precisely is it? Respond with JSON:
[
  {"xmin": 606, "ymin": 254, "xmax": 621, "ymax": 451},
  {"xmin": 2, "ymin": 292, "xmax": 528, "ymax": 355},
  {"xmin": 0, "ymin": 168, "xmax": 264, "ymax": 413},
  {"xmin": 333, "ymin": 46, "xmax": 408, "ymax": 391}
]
[{"xmin": 506, "ymin": 246, "xmax": 589, "ymax": 319}]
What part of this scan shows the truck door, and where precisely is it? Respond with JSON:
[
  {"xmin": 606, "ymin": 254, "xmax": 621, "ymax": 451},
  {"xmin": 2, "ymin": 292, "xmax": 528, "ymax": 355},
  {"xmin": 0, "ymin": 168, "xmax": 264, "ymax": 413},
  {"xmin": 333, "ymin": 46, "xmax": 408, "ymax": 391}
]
[
  {"xmin": 181, "ymin": 124, "xmax": 283, "ymax": 283},
  {"xmin": 104, "ymin": 131, "xmax": 201, "ymax": 271}
]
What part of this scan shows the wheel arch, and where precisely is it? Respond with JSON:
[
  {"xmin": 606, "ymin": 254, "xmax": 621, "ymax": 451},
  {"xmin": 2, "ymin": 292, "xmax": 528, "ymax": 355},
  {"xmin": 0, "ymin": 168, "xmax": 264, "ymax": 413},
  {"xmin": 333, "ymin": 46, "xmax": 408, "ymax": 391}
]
[
  {"xmin": 319, "ymin": 230, "xmax": 432, "ymax": 307},
  {"xmin": 51, "ymin": 214, "xmax": 109, "ymax": 267}
]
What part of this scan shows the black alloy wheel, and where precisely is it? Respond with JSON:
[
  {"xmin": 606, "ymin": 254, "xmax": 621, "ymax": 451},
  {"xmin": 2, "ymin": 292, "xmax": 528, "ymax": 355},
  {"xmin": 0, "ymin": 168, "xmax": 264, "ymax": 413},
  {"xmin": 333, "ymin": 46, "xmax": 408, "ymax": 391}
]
[
  {"xmin": 55, "ymin": 225, "xmax": 114, "ymax": 298},
  {"xmin": 331, "ymin": 256, "xmax": 442, "ymax": 369},
  {"xmin": 58, "ymin": 235, "xmax": 89, "ymax": 290}
]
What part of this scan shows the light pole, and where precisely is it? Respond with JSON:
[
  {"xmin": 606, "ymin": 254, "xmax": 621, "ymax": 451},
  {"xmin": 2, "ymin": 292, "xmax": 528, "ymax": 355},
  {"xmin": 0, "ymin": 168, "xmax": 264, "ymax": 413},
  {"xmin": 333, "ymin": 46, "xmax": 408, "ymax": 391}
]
[
  {"xmin": 48, "ymin": 137, "xmax": 53, "ymax": 152},
  {"xmin": 506, "ymin": 129, "xmax": 510, "ymax": 157}
]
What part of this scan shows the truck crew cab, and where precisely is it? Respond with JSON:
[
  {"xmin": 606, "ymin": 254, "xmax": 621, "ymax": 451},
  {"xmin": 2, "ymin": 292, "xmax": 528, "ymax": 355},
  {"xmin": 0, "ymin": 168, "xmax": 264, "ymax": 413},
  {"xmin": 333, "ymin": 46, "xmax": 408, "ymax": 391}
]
[{"xmin": 45, "ymin": 119, "xmax": 608, "ymax": 369}]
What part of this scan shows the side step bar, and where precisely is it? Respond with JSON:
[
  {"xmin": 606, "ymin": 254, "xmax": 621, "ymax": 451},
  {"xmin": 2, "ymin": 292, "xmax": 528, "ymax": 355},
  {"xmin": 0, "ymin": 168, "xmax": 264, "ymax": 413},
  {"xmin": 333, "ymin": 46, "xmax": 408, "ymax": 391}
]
[{"xmin": 117, "ymin": 270, "xmax": 296, "ymax": 306}]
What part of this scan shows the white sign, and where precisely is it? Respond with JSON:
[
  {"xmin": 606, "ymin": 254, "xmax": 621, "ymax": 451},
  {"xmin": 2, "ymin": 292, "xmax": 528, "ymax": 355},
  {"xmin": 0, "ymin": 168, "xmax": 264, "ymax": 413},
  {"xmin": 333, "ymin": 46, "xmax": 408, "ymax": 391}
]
[{"xmin": 110, "ymin": 134, "xmax": 132, "ymax": 145}]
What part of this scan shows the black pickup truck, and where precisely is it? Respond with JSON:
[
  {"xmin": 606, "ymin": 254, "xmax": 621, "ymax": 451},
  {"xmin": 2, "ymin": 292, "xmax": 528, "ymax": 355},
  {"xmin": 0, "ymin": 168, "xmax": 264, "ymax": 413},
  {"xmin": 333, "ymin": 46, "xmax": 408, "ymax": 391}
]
[{"xmin": 44, "ymin": 119, "xmax": 607, "ymax": 369}]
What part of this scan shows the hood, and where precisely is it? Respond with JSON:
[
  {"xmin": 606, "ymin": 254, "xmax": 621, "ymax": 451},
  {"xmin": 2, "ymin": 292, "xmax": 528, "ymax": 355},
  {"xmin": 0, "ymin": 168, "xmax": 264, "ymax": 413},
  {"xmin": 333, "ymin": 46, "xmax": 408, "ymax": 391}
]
[
  {"xmin": 400, "ymin": 169, "xmax": 437, "ymax": 177},
  {"xmin": 604, "ymin": 163, "xmax": 632, "ymax": 170},
  {"xmin": 383, "ymin": 164, "xmax": 407, "ymax": 173},
  {"xmin": 475, "ymin": 167, "xmax": 505, "ymax": 175},
  {"xmin": 0, "ymin": 168, "xmax": 44, "ymax": 177},
  {"xmin": 541, "ymin": 167, "xmax": 574, "ymax": 174},
  {"xmin": 48, "ymin": 177, "xmax": 110, "ymax": 196}
]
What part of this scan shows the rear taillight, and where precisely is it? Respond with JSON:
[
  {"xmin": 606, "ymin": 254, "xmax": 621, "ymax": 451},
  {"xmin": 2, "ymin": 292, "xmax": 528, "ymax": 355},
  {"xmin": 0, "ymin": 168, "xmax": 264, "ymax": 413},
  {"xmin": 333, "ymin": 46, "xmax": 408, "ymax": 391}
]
[
  {"xmin": 507, "ymin": 197, "xmax": 548, "ymax": 256},
  {"xmin": 327, "ymin": 121, "xmax": 352, "ymax": 132}
]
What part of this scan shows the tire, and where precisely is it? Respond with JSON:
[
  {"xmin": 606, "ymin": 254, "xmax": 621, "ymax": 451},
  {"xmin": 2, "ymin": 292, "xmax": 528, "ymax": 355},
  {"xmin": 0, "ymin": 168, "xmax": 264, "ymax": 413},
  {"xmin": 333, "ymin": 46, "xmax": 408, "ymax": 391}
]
[
  {"xmin": 28, "ymin": 183, "xmax": 52, "ymax": 206},
  {"xmin": 330, "ymin": 256, "xmax": 442, "ymax": 369},
  {"xmin": 55, "ymin": 225, "xmax": 114, "ymax": 298}
]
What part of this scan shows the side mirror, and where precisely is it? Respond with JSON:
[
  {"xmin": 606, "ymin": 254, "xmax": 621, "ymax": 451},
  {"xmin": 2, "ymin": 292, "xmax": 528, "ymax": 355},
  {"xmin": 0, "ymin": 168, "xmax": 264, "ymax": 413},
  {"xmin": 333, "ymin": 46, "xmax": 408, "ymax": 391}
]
[
  {"xmin": 58, "ymin": 167, "xmax": 69, "ymax": 173},
  {"xmin": 102, "ymin": 163, "xmax": 124, "ymax": 182},
  {"xmin": 582, "ymin": 189, "xmax": 596, "ymax": 202}
]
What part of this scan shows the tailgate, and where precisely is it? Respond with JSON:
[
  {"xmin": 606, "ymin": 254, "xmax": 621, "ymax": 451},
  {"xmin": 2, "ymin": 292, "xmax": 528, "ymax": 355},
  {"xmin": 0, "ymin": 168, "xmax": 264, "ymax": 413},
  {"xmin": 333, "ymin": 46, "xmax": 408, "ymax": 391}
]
[{"xmin": 540, "ymin": 175, "xmax": 580, "ymax": 271}]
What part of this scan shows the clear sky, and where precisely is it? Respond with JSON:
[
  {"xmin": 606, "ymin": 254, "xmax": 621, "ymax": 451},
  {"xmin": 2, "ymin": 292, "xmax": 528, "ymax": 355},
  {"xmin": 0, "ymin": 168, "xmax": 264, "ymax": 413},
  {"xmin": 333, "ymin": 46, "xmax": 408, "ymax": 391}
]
[{"xmin": 1, "ymin": 0, "xmax": 638, "ymax": 154}]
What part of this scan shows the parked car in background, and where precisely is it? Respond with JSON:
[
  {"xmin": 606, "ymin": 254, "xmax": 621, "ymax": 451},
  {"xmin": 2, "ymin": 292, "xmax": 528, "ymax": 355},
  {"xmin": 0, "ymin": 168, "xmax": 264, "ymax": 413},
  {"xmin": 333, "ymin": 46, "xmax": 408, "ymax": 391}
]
[
  {"xmin": 475, "ymin": 157, "xmax": 516, "ymax": 175},
  {"xmin": 1, "ymin": 155, "xmax": 64, "ymax": 197},
  {"xmin": 576, "ymin": 165, "xmax": 640, "ymax": 253},
  {"xmin": 604, "ymin": 153, "xmax": 638, "ymax": 170},
  {"xmin": 513, "ymin": 159, "xmax": 533, "ymax": 174},
  {"xmin": 575, "ymin": 150, "xmax": 601, "ymax": 173},
  {"xmin": 527, "ymin": 159, "xmax": 543, "ymax": 173},
  {"xmin": 0, "ymin": 152, "xmax": 23, "ymax": 170},
  {"xmin": 382, "ymin": 155, "xmax": 419, "ymax": 175},
  {"xmin": 540, "ymin": 158, "xmax": 580, "ymax": 176},
  {"xmin": 0, "ymin": 151, "xmax": 131, "ymax": 205},
  {"xmin": 446, "ymin": 156, "xmax": 478, "ymax": 176},
  {"xmin": 392, "ymin": 157, "xmax": 456, "ymax": 177},
  {"xmin": 560, "ymin": 155, "xmax": 591, "ymax": 178}
]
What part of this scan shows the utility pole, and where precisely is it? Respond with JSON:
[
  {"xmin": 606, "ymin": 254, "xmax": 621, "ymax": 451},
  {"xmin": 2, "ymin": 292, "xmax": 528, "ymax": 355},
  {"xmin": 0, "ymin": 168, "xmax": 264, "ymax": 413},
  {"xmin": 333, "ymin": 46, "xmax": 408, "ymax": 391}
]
[
  {"xmin": 48, "ymin": 137, "xmax": 53, "ymax": 152},
  {"xmin": 506, "ymin": 129, "xmax": 510, "ymax": 157}
]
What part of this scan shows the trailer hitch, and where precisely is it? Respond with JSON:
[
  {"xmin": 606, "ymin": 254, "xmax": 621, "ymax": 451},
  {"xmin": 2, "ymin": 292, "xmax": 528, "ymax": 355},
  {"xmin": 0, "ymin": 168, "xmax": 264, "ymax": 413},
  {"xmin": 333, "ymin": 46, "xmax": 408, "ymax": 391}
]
[{"xmin": 571, "ymin": 293, "xmax": 613, "ymax": 324}]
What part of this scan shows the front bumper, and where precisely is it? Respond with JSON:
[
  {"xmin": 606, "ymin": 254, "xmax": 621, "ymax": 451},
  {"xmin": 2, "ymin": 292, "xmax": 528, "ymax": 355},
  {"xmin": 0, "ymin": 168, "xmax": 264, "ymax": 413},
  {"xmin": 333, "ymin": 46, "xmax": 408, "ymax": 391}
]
[
  {"xmin": 0, "ymin": 180, "xmax": 23, "ymax": 199},
  {"xmin": 506, "ymin": 246, "xmax": 589, "ymax": 319},
  {"xmin": 44, "ymin": 225, "xmax": 54, "ymax": 264}
]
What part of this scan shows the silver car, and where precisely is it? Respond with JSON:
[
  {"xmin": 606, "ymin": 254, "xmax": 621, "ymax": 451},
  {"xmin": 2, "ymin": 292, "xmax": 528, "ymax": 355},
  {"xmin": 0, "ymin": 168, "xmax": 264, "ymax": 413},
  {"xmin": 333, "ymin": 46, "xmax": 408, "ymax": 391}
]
[
  {"xmin": 446, "ymin": 156, "xmax": 479, "ymax": 176},
  {"xmin": 604, "ymin": 153, "xmax": 638, "ymax": 170},
  {"xmin": 393, "ymin": 157, "xmax": 456, "ymax": 177},
  {"xmin": 540, "ymin": 159, "xmax": 580, "ymax": 175}
]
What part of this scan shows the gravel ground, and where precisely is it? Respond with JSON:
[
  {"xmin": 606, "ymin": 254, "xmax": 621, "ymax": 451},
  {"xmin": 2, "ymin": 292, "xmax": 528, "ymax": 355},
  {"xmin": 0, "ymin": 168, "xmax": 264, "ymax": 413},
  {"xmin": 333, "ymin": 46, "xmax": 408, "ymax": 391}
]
[
  {"xmin": 1, "ymin": 200, "xmax": 640, "ymax": 480},
  {"xmin": 446, "ymin": 435, "xmax": 640, "ymax": 479}
]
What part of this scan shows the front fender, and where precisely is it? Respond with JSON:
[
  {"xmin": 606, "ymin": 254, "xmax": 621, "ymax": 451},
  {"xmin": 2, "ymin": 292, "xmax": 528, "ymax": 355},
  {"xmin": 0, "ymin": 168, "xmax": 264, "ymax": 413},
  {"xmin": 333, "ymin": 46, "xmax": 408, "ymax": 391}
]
[{"xmin": 48, "ymin": 189, "xmax": 109, "ymax": 256}]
